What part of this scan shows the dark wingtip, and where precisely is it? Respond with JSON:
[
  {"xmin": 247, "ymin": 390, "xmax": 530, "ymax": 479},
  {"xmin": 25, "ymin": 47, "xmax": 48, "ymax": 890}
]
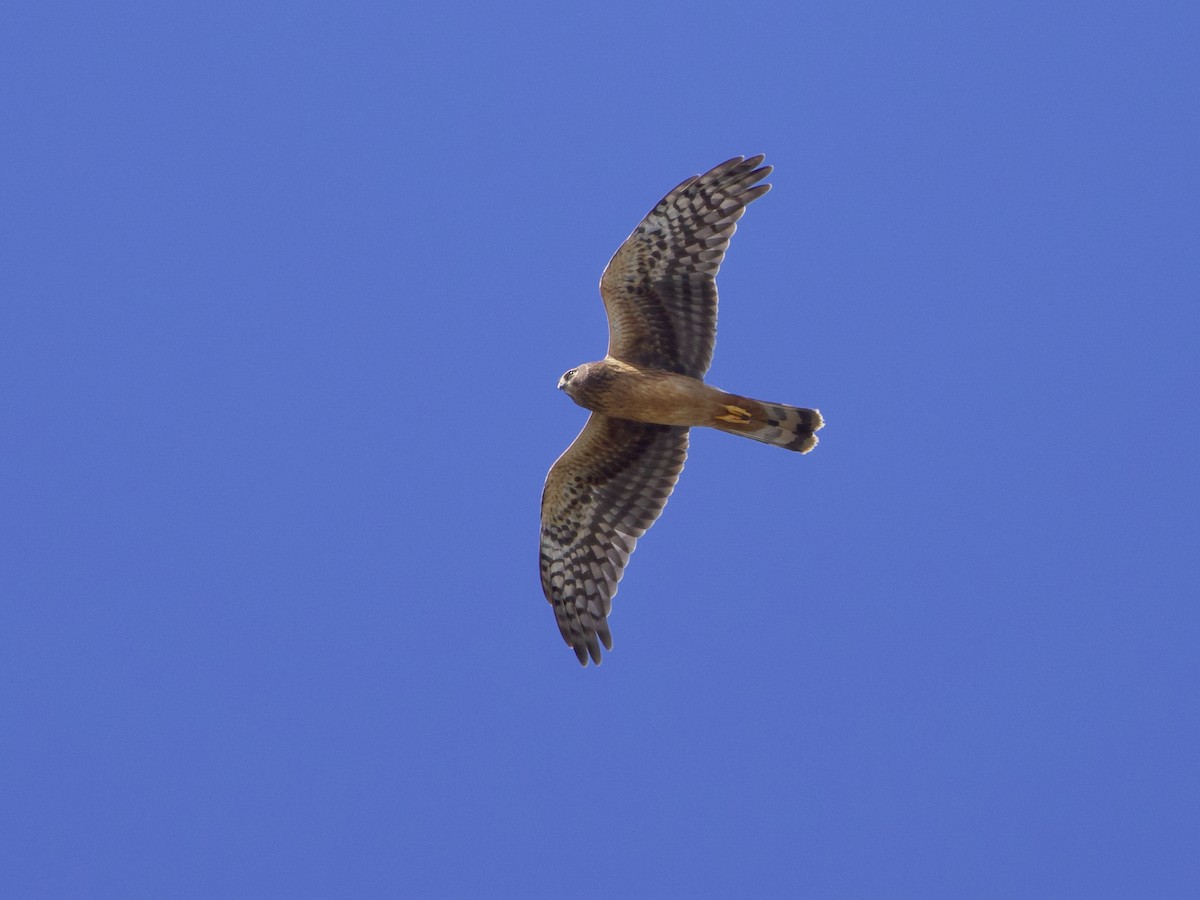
[{"xmin": 572, "ymin": 632, "xmax": 604, "ymax": 666}]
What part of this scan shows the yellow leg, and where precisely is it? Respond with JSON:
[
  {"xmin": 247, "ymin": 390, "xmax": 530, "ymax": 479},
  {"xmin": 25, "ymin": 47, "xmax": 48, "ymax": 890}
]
[{"xmin": 715, "ymin": 404, "xmax": 752, "ymax": 424}]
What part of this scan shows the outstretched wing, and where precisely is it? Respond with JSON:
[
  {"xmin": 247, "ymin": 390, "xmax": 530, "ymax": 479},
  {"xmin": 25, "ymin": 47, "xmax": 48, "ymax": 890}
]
[
  {"xmin": 540, "ymin": 415, "xmax": 689, "ymax": 665},
  {"xmin": 599, "ymin": 155, "xmax": 772, "ymax": 379}
]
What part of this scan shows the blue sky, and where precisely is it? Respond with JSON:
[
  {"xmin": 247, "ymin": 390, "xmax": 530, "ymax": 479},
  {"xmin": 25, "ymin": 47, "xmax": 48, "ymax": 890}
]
[{"xmin": 3, "ymin": 1, "xmax": 1198, "ymax": 896}]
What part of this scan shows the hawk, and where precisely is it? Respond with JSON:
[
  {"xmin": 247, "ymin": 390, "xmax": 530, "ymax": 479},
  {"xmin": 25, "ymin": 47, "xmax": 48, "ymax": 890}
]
[{"xmin": 539, "ymin": 155, "xmax": 824, "ymax": 665}]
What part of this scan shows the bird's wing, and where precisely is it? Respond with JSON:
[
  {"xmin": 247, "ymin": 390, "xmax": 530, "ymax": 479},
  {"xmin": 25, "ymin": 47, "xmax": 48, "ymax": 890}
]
[
  {"xmin": 540, "ymin": 414, "xmax": 689, "ymax": 665},
  {"xmin": 599, "ymin": 155, "xmax": 772, "ymax": 379}
]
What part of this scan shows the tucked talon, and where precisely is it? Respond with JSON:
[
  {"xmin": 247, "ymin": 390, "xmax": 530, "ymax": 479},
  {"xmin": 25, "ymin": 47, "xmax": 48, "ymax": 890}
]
[{"xmin": 715, "ymin": 404, "xmax": 752, "ymax": 424}]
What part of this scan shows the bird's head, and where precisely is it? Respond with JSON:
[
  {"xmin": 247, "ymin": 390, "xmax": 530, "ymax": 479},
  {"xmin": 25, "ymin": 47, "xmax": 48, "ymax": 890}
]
[
  {"xmin": 557, "ymin": 364, "xmax": 585, "ymax": 397},
  {"xmin": 556, "ymin": 364, "xmax": 604, "ymax": 410}
]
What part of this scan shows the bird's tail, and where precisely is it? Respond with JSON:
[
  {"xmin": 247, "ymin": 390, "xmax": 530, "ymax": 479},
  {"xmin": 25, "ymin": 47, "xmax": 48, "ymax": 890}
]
[{"xmin": 708, "ymin": 393, "xmax": 824, "ymax": 453}]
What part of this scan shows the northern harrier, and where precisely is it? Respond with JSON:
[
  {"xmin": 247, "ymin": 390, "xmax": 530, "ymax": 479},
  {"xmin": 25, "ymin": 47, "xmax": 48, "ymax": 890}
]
[{"xmin": 540, "ymin": 155, "xmax": 823, "ymax": 665}]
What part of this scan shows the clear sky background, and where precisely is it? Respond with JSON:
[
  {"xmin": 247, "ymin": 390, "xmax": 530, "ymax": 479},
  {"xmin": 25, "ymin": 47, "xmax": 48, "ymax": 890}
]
[{"xmin": 3, "ymin": 1, "xmax": 1198, "ymax": 896}]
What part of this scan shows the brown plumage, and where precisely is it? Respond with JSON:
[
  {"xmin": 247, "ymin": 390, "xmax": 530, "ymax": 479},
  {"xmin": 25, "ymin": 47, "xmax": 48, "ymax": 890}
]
[{"xmin": 540, "ymin": 155, "xmax": 824, "ymax": 665}]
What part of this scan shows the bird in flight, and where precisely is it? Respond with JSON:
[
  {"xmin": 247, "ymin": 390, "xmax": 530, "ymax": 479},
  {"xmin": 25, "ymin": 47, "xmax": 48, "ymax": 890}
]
[{"xmin": 539, "ymin": 155, "xmax": 824, "ymax": 665}]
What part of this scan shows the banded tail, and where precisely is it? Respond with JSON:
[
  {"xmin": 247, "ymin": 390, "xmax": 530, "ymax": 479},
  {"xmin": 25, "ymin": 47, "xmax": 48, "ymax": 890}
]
[{"xmin": 709, "ymin": 394, "xmax": 824, "ymax": 453}]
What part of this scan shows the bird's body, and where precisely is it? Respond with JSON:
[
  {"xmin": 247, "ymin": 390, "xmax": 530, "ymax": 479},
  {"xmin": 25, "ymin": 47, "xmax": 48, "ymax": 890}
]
[
  {"xmin": 560, "ymin": 359, "xmax": 714, "ymax": 426},
  {"xmin": 560, "ymin": 358, "xmax": 822, "ymax": 451},
  {"xmin": 540, "ymin": 155, "xmax": 824, "ymax": 665}
]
